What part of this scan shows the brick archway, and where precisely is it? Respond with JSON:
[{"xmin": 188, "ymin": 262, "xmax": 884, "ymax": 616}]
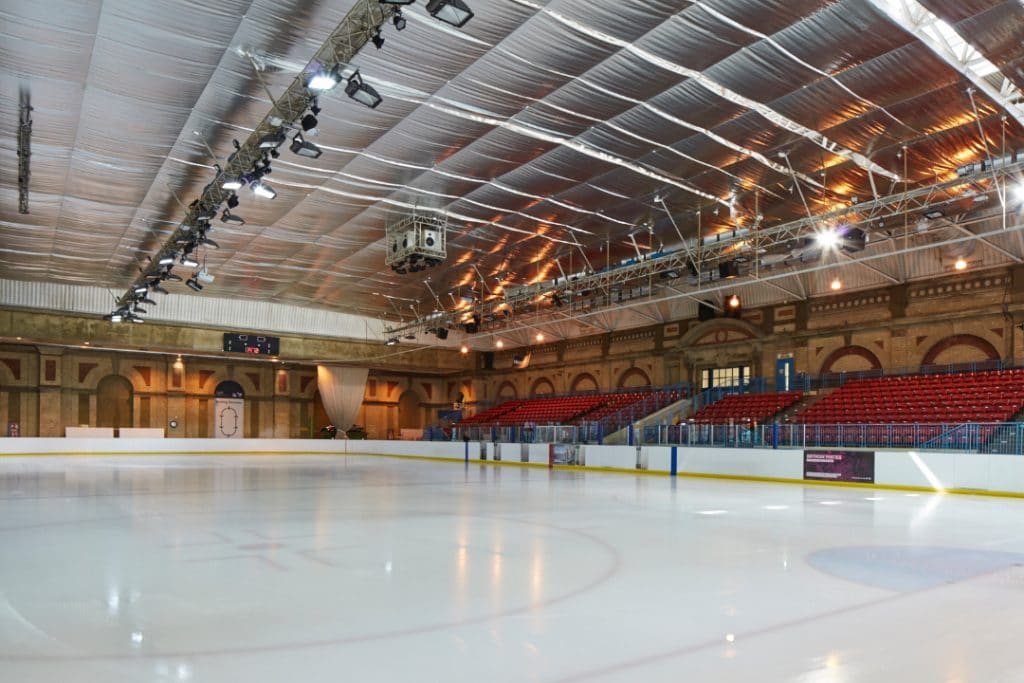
[
  {"xmin": 496, "ymin": 380, "xmax": 517, "ymax": 399},
  {"xmin": 571, "ymin": 372, "xmax": 599, "ymax": 393},
  {"xmin": 529, "ymin": 377, "xmax": 555, "ymax": 396},
  {"xmin": 819, "ymin": 346, "xmax": 882, "ymax": 374},
  {"xmin": 921, "ymin": 334, "xmax": 999, "ymax": 367},
  {"xmin": 617, "ymin": 367, "xmax": 651, "ymax": 389}
]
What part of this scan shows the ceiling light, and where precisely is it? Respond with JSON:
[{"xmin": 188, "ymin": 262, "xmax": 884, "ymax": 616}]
[
  {"xmin": 185, "ymin": 277, "xmax": 203, "ymax": 292},
  {"xmin": 922, "ymin": 209, "xmax": 944, "ymax": 220},
  {"xmin": 300, "ymin": 113, "xmax": 319, "ymax": 135},
  {"xmin": 290, "ymin": 133, "xmax": 322, "ymax": 159},
  {"xmin": 393, "ymin": 10, "xmax": 407, "ymax": 30},
  {"xmin": 181, "ymin": 255, "xmax": 199, "ymax": 268},
  {"xmin": 460, "ymin": 345, "xmax": 469, "ymax": 354},
  {"xmin": 955, "ymin": 257, "xmax": 967, "ymax": 271},
  {"xmin": 307, "ymin": 67, "xmax": 340, "ymax": 92},
  {"xmin": 157, "ymin": 255, "xmax": 175, "ymax": 266},
  {"xmin": 344, "ymin": 71, "xmax": 383, "ymax": 109},
  {"xmin": 371, "ymin": 30, "xmax": 385, "ymax": 50},
  {"xmin": 495, "ymin": 339, "xmax": 503, "ymax": 348},
  {"xmin": 222, "ymin": 178, "xmax": 244, "ymax": 191},
  {"xmin": 108, "ymin": 314, "xmax": 122, "ymax": 323},
  {"xmin": 535, "ymin": 332, "xmax": 544, "ymax": 342},
  {"xmin": 728, "ymin": 294, "xmax": 741, "ymax": 308},
  {"xmin": 258, "ymin": 130, "xmax": 287, "ymax": 150},
  {"xmin": 425, "ymin": 0, "xmax": 474, "ymax": 27},
  {"xmin": 221, "ymin": 209, "xmax": 245, "ymax": 225},
  {"xmin": 385, "ymin": 337, "xmax": 398, "ymax": 346},
  {"xmin": 830, "ymin": 278, "xmax": 842, "ymax": 291},
  {"xmin": 816, "ymin": 228, "xmax": 839, "ymax": 249},
  {"xmin": 134, "ymin": 285, "xmax": 149, "ymax": 295},
  {"xmin": 252, "ymin": 182, "xmax": 277, "ymax": 199}
]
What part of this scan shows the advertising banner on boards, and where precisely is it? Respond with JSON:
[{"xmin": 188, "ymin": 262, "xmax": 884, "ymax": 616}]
[{"xmin": 804, "ymin": 449, "xmax": 875, "ymax": 483}]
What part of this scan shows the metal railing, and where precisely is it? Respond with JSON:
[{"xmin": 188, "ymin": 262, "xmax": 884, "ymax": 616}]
[
  {"xmin": 429, "ymin": 421, "xmax": 1024, "ymax": 455},
  {"xmin": 643, "ymin": 422, "xmax": 1024, "ymax": 455}
]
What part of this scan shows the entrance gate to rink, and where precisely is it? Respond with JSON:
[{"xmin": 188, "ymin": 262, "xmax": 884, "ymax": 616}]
[{"xmin": 442, "ymin": 422, "xmax": 1024, "ymax": 455}]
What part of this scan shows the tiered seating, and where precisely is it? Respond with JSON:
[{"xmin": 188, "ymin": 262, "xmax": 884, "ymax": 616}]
[
  {"xmin": 488, "ymin": 394, "xmax": 607, "ymax": 425},
  {"xmin": 459, "ymin": 388, "xmax": 687, "ymax": 427},
  {"xmin": 792, "ymin": 369, "xmax": 1024, "ymax": 424},
  {"xmin": 692, "ymin": 391, "xmax": 803, "ymax": 424},
  {"xmin": 459, "ymin": 400, "xmax": 524, "ymax": 425}
]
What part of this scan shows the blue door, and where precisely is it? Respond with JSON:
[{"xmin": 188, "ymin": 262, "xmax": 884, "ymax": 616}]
[{"xmin": 776, "ymin": 357, "xmax": 795, "ymax": 392}]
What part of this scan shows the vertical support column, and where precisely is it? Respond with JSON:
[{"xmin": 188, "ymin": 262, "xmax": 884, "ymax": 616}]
[{"xmin": 670, "ymin": 445, "xmax": 678, "ymax": 477}]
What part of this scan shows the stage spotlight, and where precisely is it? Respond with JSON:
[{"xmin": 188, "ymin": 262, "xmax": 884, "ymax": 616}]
[
  {"xmin": 300, "ymin": 113, "xmax": 319, "ymax": 136},
  {"xmin": 535, "ymin": 332, "xmax": 544, "ymax": 342},
  {"xmin": 185, "ymin": 277, "xmax": 203, "ymax": 292},
  {"xmin": 344, "ymin": 71, "xmax": 383, "ymax": 109},
  {"xmin": 955, "ymin": 257, "xmax": 967, "ymax": 271},
  {"xmin": 306, "ymin": 66, "xmax": 341, "ymax": 92},
  {"xmin": 181, "ymin": 254, "xmax": 199, "ymax": 268},
  {"xmin": 495, "ymin": 339, "xmax": 503, "ymax": 349},
  {"xmin": 371, "ymin": 29, "xmax": 385, "ymax": 49},
  {"xmin": 460, "ymin": 345, "xmax": 469, "ymax": 354},
  {"xmin": 426, "ymin": 0, "xmax": 474, "ymax": 27},
  {"xmin": 222, "ymin": 177, "xmax": 244, "ymax": 191},
  {"xmin": 226, "ymin": 194, "xmax": 240, "ymax": 209},
  {"xmin": 289, "ymin": 133, "xmax": 322, "ymax": 159},
  {"xmin": 436, "ymin": 327, "xmax": 449, "ymax": 340},
  {"xmin": 221, "ymin": 209, "xmax": 245, "ymax": 225},
  {"xmin": 830, "ymin": 278, "xmax": 842, "ymax": 291},
  {"xmin": 258, "ymin": 130, "xmax": 287, "ymax": 150},
  {"xmin": 816, "ymin": 228, "xmax": 839, "ymax": 249},
  {"xmin": 252, "ymin": 181, "xmax": 277, "ymax": 199},
  {"xmin": 393, "ymin": 10, "xmax": 407, "ymax": 30},
  {"xmin": 728, "ymin": 294, "xmax": 740, "ymax": 308},
  {"xmin": 133, "ymin": 285, "xmax": 149, "ymax": 295},
  {"xmin": 157, "ymin": 254, "xmax": 175, "ymax": 266},
  {"xmin": 385, "ymin": 337, "xmax": 398, "ymax": 346}
]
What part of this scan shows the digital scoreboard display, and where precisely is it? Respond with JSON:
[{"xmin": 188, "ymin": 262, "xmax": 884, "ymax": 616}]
[{"xmin": 223, "ymin": 333, "xmax": 280, "ymax": 356}]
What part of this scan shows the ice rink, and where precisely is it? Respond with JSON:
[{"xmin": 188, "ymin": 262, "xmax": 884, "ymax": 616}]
[{"xmin": 2, "ymin": 454, "xmax": 1024, "ymax": 682}]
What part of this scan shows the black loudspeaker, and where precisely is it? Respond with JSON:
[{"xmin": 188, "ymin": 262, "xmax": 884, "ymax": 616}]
[
  {"xmin": 482, "ymin": 352, "xmax": 494, "ymax": 370},
  {"xmin": 698, "ymin": 300, "xmax": 716, "ymax": 321},
  {"xmin": 842, "ymin": 227, "xmax": 866, "ymax": 253},
  {"xmin": 436, "ymin": 327, "xmax": 449, "ymax": 340},
  {"xmin": 718, "ymin": 260, "xmax": 739, "ymax": 279}
]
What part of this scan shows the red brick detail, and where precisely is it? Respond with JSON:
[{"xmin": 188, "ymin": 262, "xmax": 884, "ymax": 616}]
[
  {"xmin": 300, "ymin": 375, "xmax": 315, "ymax": 393},
  {"xmin": 133, "ymin": 366, "xmax": 152, "ymax": 387},
  {"xmin": 78, "ymin": 362, "xmax": 98, "ymax": 384},
  {"xmin": 277, "ymin": 371, "xmax": 287, "ymax": 394},
  {"xmin": 171, "ymin": 365, "xmax": 183, "ymax": 389},
  {"xmin": 421, "ymin": 383, "xmax": 432, "ymax": 400},
  {"xmin": 814, "ymin": 347, "xmax": 824, "ymax": 357},
  {"xmin": 45, "ymin": 359, "xmax": 56, "ymax": 382},
  {"xmin": 916, "ymin": 336, "xmax": 928, "ymax": 346},
  {"xmin": 367, "ymin": 379, "xmax": 377, "ymax": 396},
  {"xmin": 387, "ymin": 381, "xmax": 399, "ymax": 397},
  {"xmin": 921, "ymin": 334, "xmax": 999, "ymax": 366},
  {"xmin": 246, "ymin": 372, "xmax": 261, "ymax": 392},
  {"xmin": 819, "ymin": 346, "xmax": 882, "ymax": 374},
  {"xmin": 992, "ymin": 327, "xmax": 1005, "ymax": 338},
  {"xmin": 874, "ymin": 340, "xmax": 885, "ymax": 350},
  {"xmin": 447, "ymin": 382, "xmax": 455, "ymax": 398},
  {"xmin": 0, "ymin": 358, "xmax": 21, "ymax": 380},
  {"xmin": 198, "ymin": 370, "xmax": 215, "ymax": 388}
]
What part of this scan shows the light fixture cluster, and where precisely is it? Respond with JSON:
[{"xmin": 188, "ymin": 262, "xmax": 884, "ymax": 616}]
[{"xmin": 109, "ymin": 0, "xmax": 476, "ymax": 328}]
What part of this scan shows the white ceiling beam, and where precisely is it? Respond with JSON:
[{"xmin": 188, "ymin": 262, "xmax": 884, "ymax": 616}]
[{"xmin": 867, "ymin": 0, "xmax": 1024, "ymax": 129}]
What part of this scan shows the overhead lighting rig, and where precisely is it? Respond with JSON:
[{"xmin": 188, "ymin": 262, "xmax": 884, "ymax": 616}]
[
  {"xmin": 385, "ymin": 210, "xmax": 448, "ymax": 274},
  {"xmin": 107, "ymin": 0, "xmax": 477, "ymax": 324}
]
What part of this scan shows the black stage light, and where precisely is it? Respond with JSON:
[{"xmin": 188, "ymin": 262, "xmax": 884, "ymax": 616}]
[
  {"xmin": 344, "ymin": 71, "xmax": 383, "ymax": 109},
  {"xmin": 186, "ymin": 277, "xmax": 203, "ymax": 292},
  {"xmin": 378, "ymin": 0, "xmax": 415, "ymax": 4},
  {"xmin": 393, "ymin": 10, "xmax": 407, "ymax": 30},
  {"xmin": 289, "ymin": 133, "xmax": 323, "ymax": 159},
  {"xmin": 300, "ymin": 113, "xmax": 319, "ymax": 135},
  {"xmin": 425, "ymin": 0, "xmax": 474, "ymax": 27},
  {"xmin": 371, "ymin": 29, "xmax": 385, "ymax": 49},
  {"xmin": 226, "ymin": 194, "xmax": 240, "ymax": 209},
  {"xmin": 258, "ymin": 130, "xmax": 286, "ymax": 150}
]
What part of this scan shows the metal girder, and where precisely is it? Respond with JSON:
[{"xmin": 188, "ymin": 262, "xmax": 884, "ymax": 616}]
[
  {"xmin": 866, "ymin": 0, "xmax": 1024, "ymax": 129},
  {"xmin": 17, "ymin": 87, "xmax": 31, "ymax": 215},
  {"xmin": 114, "ymin": 0, "xmax": 395, "ymax": 311}
]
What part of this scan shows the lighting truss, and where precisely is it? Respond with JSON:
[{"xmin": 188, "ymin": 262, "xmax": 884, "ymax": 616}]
[
  {"xmin": 113, "ymin": 0, "xmax": 399, "ymax": 313},
  {"xmin": 383, "ymin": 162, "xmax": 1024, "ymax": 340},
  {"xmin": 17, "ymin": 87, "xmax": 31, "ymax": 215}
]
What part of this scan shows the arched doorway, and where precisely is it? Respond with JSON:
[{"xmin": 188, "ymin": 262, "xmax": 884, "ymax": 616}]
[
  {"xmin": 213, "ymin": 380, "xmax": 245, "ymax": 439},
  {"xmin": 97, "ymin": 375, "xmax": 132, "ymax": 428},
  {"xmin": 398, "ymin": 390, "xmax": 421, "ymax": 429}
]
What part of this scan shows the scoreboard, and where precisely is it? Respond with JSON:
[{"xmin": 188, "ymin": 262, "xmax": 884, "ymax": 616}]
[{"xmin": 223, "ymin": 332, "xmax": 280, "ymax": 356}]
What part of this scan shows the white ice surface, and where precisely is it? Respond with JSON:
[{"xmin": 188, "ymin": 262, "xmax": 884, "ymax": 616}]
[{"xmin": 1, "ymin": 454, "xmax": 1024, "ymax": 682}]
